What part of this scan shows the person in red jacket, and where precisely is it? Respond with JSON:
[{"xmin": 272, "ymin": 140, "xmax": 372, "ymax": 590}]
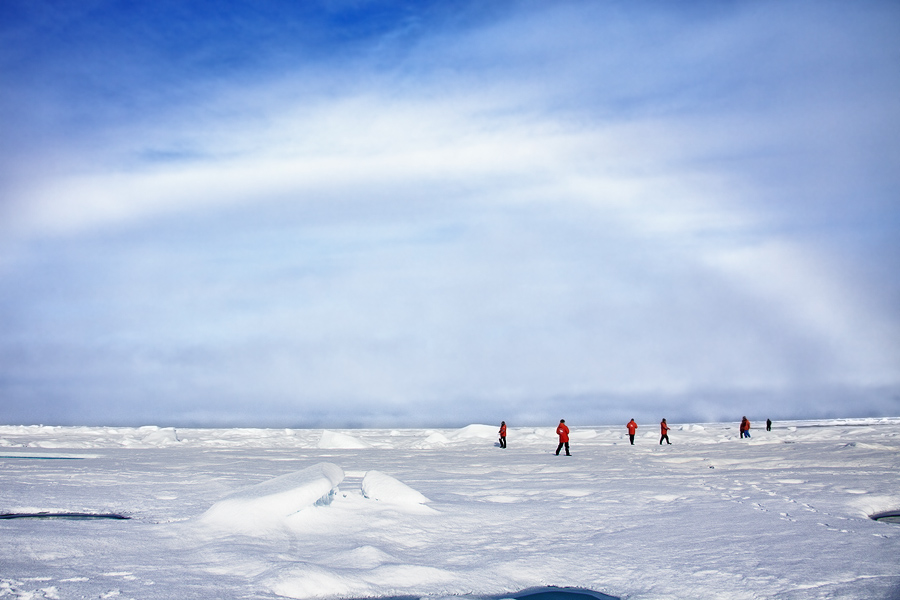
[
  {"xmin": 660, "ymin": 418, "xmax": 671, "ymax": 445},
  {"xmin": 627, "ymin": 419, "xmax": 638, "ymax": 445},
  {"xmin": 555, "ymin": 419, "xmax": 571, "ymax": 456},
  {"xmin": 498, "ymin": 421, "xmax": 507, "ymax": 448},
  {"xmin": 740, "ymin": 416, "xmax": 751, "ymax": 439}
]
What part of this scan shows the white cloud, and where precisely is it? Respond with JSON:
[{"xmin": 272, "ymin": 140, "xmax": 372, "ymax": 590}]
[
  {"xmin": 1, "ymin": 0, "xmax": 898, "ymax": 425},
  {"xmin": 705, "ymin": 240, "xmax": 900, "ymax": 386}
]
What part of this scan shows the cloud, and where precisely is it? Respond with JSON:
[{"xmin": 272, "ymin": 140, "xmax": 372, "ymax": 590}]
[{"xmin": 0, "ymin": 0, "xmax": 898, "ymax": 426}]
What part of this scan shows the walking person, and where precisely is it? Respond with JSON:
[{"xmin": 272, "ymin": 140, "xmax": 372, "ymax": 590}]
[
  {"xmin": 766, "ymin": 418, "xmax": 772, "ymax": 432},
  {"xmin": 659, "ymin": 418, "xmax": 671, "ymax": 445},
  {"xmin": 498, "ymin": 421, "xmax": 507, "ymax": 448},
  {"xmin": 740, "ymin": 416, "xmax": 751, "ymax": 439},
  {"xmin": 555, "ymin": 419, "xmax": 571, "ymax": 456},
  {"xmin": 627, "ymin": 419, "xmax": 638, "ymax": 445}
]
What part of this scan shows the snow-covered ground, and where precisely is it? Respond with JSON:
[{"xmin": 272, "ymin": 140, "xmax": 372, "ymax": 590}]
[{"xmin": 1, "ymin": 419, "xmax": 898, "ymax": 600}]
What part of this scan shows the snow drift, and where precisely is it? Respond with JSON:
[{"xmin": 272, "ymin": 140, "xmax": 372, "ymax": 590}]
[
  {"xmin": 318, "ymin": 430, "xmax": 371, "ymax": 449},
  {"xmin": 361, "ymin": 470, "xmax": 431, "ymax": 508},
  {"xmin": 200, "ymin": 462, "xmax": 343, "ymax": 531}
]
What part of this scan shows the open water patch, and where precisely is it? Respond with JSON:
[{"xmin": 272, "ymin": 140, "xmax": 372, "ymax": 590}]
[
  {"xmin": 352, "ymin": 586, "xmax": 618, "ymax": 600},
  {"xmin": 0, "ymin": 512, "xmax": 130, "ymax": 520},
  {"xmin": 870, "ymin": 510, "xmax": 900, "ymax": 524},
  {"xmin": 508, "ymin": 586, "xmax": 618, "ymax": 600},
  {"xmin": 0, "ymin": 455, "xmax": 85, "ymax": 460}
]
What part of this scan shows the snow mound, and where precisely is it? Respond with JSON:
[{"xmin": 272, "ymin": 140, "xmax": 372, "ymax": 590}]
[
  {"xmin": 318, "ymin": 430, "xmax": 371, "ymax": 449},
  {"xmin": 361, "ymin": 470, "xmax": 431, "ymax": 507},
  {"xmin": 450, "ymin": 424, "xmax": 499, "ymax": 440},
  {"xmin": 269, "ymin": 563, "xmax": 455, "ymax": 600},
  {"xmin": 139, "ymin": 427, "xmax": 180, "ymax": 446},
  {"xmin": 416, "ymin": 432, "xmax": 451, "ymax": 448},
  {"xmin": 200, "ymin": 463, "xmax": 344, "ymax": 530},
  {"xmin": 571, "ymin": 429, "xmax": 598, "ymax": 440},
  {"xmin": 517, "ymin": 428, "xmax": 550, "ymax": 440},
  {"xmin": 848, "ymin": 494, "xmax": 900, "ymax": 518}
]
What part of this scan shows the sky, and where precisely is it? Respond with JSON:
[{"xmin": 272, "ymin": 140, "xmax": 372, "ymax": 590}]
[{"xmin": 0, "ymin": 0, "xmax": 898, "ymax": 428}]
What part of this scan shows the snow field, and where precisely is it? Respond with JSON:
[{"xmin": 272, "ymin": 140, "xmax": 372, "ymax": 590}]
[{"xmin": 1, "ymin": 419, "xmax": 899, "ymax": 600}]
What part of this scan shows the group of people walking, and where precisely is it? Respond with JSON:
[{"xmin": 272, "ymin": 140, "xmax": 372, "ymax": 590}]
[
  {"xmin": 563, "ymin": 417, "xmax": 673, "ymax": 451},
  {"xmin": 498, "ymin": 417, "xmax": 774, "ymax": 452},
  {"xmin": 739, "ymin": 417, "xmax": 772, "ymax": 437},
  {"xmin": 629, "ymin": 418, "xmax": 670, "ymax": 445},
  {"xmin": 497, "ymin": 418, "xmax": 572, "ymax": 454}
]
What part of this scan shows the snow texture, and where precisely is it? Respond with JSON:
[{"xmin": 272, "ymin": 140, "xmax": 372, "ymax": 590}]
[{"xmin": 1, "ymin": 419, "xmax": 899, "ymax": 600}]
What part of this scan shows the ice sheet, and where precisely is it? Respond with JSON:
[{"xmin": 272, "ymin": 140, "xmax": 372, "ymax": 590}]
[{"xmin": 1, "ymin": 419, "xmax": 899, "ymax": 599}]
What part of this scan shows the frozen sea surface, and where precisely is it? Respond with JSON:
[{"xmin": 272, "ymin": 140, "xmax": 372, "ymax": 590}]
[{"xmin": 1, "ymin": 419, "xmax": 899, "ymax": 599}]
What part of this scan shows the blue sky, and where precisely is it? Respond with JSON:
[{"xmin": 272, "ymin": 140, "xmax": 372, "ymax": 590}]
[{"xmin": 1, "ymin": 0, "xmax": 898, "ymax": 428}]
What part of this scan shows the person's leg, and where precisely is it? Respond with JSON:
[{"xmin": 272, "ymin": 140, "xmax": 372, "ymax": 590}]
[
  {"xmin": 556, "ymin": 443, "xmax": 563, "ymax": 455},
  {"xmin": 629, "ymin": 434, "xmax": 635, "ymax": 445},
  {"xmin": 565, "ymin": 442, "xmax": 570, "ymax": 456}
]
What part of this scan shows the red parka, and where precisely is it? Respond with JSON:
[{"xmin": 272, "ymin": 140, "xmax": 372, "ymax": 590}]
[
  {"xmin": 627, "ymin": 420, "xmax": 638, "ymax": 435},
  {"xmin": 556, "ymin": 422, "xmax": 570, "ymax": 442}
]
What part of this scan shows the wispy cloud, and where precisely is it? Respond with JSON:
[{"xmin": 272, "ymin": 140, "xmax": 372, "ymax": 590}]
[{"xmin": 1, "ymin": 0, "xmax": 898, "ymax": 426}]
